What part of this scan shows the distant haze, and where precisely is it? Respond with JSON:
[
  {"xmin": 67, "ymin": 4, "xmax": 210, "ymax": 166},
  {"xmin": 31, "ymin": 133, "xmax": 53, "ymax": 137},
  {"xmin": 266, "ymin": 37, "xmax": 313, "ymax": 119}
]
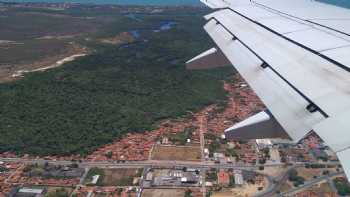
[
  {"xmin": 2, "ymin": 0, "xmax": 350, "ymax": 8},
  {"xmin": 0, "ymin": 0, "xmax": 202, "ymax": 5},
  {"xmin": 318, "ymin": 0, "xmax": 350, "ymax": 9}
]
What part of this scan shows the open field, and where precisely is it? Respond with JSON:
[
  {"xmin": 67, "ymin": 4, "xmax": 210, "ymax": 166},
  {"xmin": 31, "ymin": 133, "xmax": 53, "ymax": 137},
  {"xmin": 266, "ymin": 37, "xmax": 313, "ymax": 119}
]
[
  {"xmin": 296, "ymin": 167, "xmax": 321, "ymax": 180},
  {"xmin": 142, "ymin": 189, "xmax": 185, "ymax": 197},
  {"xmin": 84, "ymin": 168, "xmax": 142, "ymax": 186},
  {"xmin": 102, "ymin": 168, "xmax": 141, "ymax": 186},
  {"xmin": 46, "ymin": 187, "xmax": 74, "ymax": 196},
  {"xmin": 212, "ymin": 176, "xmax": 267, "ymax": 197},
  {"xmin": 279, "ymin": 182, "xmax": 292, "ymax": 193},
  {"xmin": 0, "ymin": 6, "xmax": 105, "ymax": 82},
  {"xmin": 151, "ymin": 145, "xmax": 201, "ymax": 161},
  {"xmin": 212, "ymin": 185, "xmax": 263, "ymax": 197}
]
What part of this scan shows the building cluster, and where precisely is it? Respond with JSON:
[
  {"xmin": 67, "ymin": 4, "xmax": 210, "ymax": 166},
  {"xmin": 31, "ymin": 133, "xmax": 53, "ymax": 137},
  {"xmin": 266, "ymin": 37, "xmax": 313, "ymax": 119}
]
[
  {"xmin": 0, "ymin": 162, "xmax": 23, "ymax": 196},
  {"xmin": 2, "ymin": 163, "xmax": 83, "ymax": 194},
  {"xmin": 302, "ymin": 132, "xmax": 338, "ymax": 162},
  {"xmin": 7, "ymin": 187, "xmax": 47, "ymax": 197},
  {"xmin": 143, "ymin": 168, "xmax": 201, "ymax": 187},
  {"xmin": 207, "ymin": 76, "xmax": 265, "ymax": 136},
  {"xmin": 235, "ymin": 140, "xmax": 259, "ymax": 164},
  {"xmin": 206, "ymin": 169, "xmax": 266, "ymax": 189},
  {"xmin": 204, "ymin": 137, "xmax": 258, "ymax": 165},
  {"xmin": 86, "ymin": 105, "xmax": 206, "ymax": 161}
]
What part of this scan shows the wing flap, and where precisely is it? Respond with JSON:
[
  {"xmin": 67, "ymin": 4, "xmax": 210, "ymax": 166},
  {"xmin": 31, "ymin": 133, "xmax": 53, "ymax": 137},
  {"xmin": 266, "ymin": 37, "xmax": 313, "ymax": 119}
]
[
  {"xmin": 204, "ymin": 19, "xmax": 324, "ymax": 140},
  {"xmin": 208, "ymin": 9, "xmax": 350, "ymax": 117}
]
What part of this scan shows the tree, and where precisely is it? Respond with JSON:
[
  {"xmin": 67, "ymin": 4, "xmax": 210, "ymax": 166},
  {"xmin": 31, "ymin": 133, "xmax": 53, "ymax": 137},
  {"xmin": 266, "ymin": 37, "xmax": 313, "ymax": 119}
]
[
  {"xmin": 229, "ymin": 175, "xmax": 235, "ymax": 187},
  {"xmin": 288, "ymin": 169, "xmax": 304, "ymax": 187},
  {"xmin": 105, "ymin": 151, "xmax": 112, "ymax": 159},
  {"xmin": 184, "ymin": 190, "xmax": 192, "ymax": 197}
]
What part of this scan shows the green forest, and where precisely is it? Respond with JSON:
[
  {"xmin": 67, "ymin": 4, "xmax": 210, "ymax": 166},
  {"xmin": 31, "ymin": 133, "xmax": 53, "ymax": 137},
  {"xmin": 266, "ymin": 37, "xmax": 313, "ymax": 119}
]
[{"xmin": 0, "ymin": 7, "xmax": 234, "ymax": 156}]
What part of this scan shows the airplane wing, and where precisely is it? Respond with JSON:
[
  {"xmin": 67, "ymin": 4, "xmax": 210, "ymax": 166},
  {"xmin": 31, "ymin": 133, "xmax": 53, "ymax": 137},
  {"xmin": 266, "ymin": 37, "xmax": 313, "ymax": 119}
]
[{"xmin": 190, "ymin": 0, "xmax": 350, "ymax": 179}]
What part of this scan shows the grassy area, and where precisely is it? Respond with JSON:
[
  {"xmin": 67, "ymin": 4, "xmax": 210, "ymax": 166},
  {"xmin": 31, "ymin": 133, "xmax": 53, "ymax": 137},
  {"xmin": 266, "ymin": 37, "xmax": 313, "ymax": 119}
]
[
  {"xmin": 151, "ymin": 145, "xmax": 202, "ymax": 161},
  {"xmin": 46, "ymin": 187, "xmax": 73, "ymax": 197},
  {"xmin": 169, "ymin": 126, "xmax": 196, "ymax": 145},
  {"xmin": 334, "ymin": 178, "xmax": 350, "ymax": 196},
  {"xmin": 0, "ymin": 6, "xmax": 235, "ymax": 156},
  {"xmin": 0, "ymin": 166, "xmax": 9, "ymax": 172},
  {"xmin": 84, "ymin": 167, "xmax": 105, "ymax": 185},
  {"xmin": 142, "ymin": 189, "xmax": 185, "ymax": 197},
  {"xmin": 0, "ymin": 39, "xmax": 71, "ymax": 65},
  {"xmin": 84, "ymin": 168, "xmax": 141, "ymax": 186}
]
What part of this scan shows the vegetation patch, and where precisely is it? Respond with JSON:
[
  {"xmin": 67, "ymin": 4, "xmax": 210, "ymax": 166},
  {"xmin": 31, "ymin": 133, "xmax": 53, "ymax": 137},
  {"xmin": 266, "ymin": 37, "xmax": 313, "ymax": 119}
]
[
  {"xmin": 142, "ymin": 189, "xmax": 185, "ymax": 197},
  {"xmin": 334, "ymin": 177, "xmax": 350, "ymax": 196},
  {"xmin": 151, "ymin": 145, "xmax": 201, "ymax": 161},
  {"xmin": 168, "ymin": 126, "xmax": 196, "ymax": 145},
  {"xmin": 0, "ymin": 7, "xmax": 234, "ymax": 156},
  {"xmin": 288, "ymin": 169, "xmax": 305, "ymax": 187},
  {"xmin": 84, "ymin": 168, "xmax": 142, "ymax": 186}
]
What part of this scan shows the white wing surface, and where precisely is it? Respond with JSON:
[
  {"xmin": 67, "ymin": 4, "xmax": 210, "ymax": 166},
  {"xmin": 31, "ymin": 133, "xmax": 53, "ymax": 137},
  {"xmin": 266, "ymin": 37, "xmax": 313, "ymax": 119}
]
[{"xmin": 197, "ymin": 0, "xmax": 350, "ymax": 179}]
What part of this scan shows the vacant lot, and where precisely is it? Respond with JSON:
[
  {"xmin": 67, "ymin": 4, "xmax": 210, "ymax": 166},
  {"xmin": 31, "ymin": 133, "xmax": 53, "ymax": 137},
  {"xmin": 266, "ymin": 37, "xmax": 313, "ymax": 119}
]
[
  {"xmin": 85, "ymin": 168, "xmax": 142, "ymax": 186},
  {"xmin": 103, "ymin": 168, "xmax": 142, "ymax": 186},
  {"xmin": 212, "ymin": 177, "xmax": 267, "ymax": 197},
  {"xmin": 46, "ymin": 187, "xmax": 74, "ymax": 196},
  {"xmin": 151, "ymin": 145, "xmax": 201, "ymax": 161},
  {"xmin": 142, "ymin": 189, "xmax": 185, "ymax": 197},
  {"xmin": 296, "ymin": 167, "xmax": 321, "ymax": 180}
]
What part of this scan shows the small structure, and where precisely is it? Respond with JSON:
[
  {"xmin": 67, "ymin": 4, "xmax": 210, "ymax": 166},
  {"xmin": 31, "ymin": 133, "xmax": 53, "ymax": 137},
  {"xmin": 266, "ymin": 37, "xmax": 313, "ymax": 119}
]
[
  {"xmin": 256, "ymin": 139, "xmax": 272, "ymax": 149},
  {"xmin": 145, "ymin": 172, "xmax": 153, "ymax": 181},
  {"xmin": 9, "ymin": 187, "xmax": 47, "ymax": 197},
  {"xmin": 221, "ymin": 134, "xmax": 226, "ymax": 140},
  {"xmin": 162, "ymin": 137, "xmax": 169, "ymax": 144},
  {"xmin": 91, "ymin": 175, "xmax": 100, "ymax": 185},
  {"xmin": 217, "ymin": 170, "xmax": 230, "ymax": 186},
  {"xmin": 234, "ymin": 170, "xmax": 244, "ymax": 186},
  {"xmin": 213, "ymin": 153, "xmax": 225, "ymax": 160}
]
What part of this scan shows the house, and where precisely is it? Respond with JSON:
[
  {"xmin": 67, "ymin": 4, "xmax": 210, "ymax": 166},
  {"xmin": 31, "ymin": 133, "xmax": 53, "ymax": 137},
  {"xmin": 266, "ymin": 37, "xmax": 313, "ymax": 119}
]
[
  {"xmin": 234, "ymin": 172, "xmax": 244, "ymax": 186},
  {"xmin": 217, "ymin": 170, "xmax": 230, "ymax": 186}
]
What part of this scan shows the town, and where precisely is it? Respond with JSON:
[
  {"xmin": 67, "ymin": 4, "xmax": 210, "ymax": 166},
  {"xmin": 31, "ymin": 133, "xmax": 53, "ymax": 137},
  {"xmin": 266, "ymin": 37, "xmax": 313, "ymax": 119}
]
[
  {"xmin": 1, "ymin": 1, "xmax": 350, "ymax": 197},
  {"xmin": 1, "ymin": 74, "xmax": 349, "ymax": 197}
]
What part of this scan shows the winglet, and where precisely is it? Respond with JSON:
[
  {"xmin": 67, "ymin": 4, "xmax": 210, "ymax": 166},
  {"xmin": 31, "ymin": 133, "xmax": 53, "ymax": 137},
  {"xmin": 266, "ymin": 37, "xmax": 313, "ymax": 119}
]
[
  {"xmin": 225, "ymin": 110, "xmax": 291, "ymax": 140},
  {"xmin": 186, "ymin": 47, "xmax": 231, "ymax": 70}
]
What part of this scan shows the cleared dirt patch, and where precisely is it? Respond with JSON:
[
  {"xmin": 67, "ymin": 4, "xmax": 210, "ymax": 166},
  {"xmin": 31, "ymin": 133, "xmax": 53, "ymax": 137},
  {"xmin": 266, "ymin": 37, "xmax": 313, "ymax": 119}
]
[
  {"xmin": 296, "ymin": 167, "xmax": 321, "ymax": 180},
  {"xmin": 85, "ymin": 168, "xmax": 142, "ymax": 186},
  {"xmin": 47, "ymin": 187, "xmax": 73, "ymax": 195},
  {"xmin": 151, "ymin": 145, "xmax": 201, "ymax": 161},
  {"xmin": 103, "ymin": 168, "xmax": 141, "ymax": 186},
  {"xmin": 142, "ymin": 189, "xmax": 185, "ymax": 197}
]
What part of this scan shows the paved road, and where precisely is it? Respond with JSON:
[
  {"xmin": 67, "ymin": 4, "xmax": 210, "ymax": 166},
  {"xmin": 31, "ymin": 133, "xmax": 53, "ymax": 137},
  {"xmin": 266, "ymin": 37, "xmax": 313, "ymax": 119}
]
[
  {"xmin": 199, "ymin": 113, "xmax": 207, "ymax": 197},
  {"xmin": 0, "ymin": 157, "xmax": 340, "ymax": 170},
  {"xmin": 254, "ymin": 166, "xmax": 297, "ymax": 197},
  {"xmin": 0, "ymin": 157, "xmax": 285, "ymax": 169},
  {"xmin": 279, "ymin": 171, "xmax": 344, "ymax": 196}
]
